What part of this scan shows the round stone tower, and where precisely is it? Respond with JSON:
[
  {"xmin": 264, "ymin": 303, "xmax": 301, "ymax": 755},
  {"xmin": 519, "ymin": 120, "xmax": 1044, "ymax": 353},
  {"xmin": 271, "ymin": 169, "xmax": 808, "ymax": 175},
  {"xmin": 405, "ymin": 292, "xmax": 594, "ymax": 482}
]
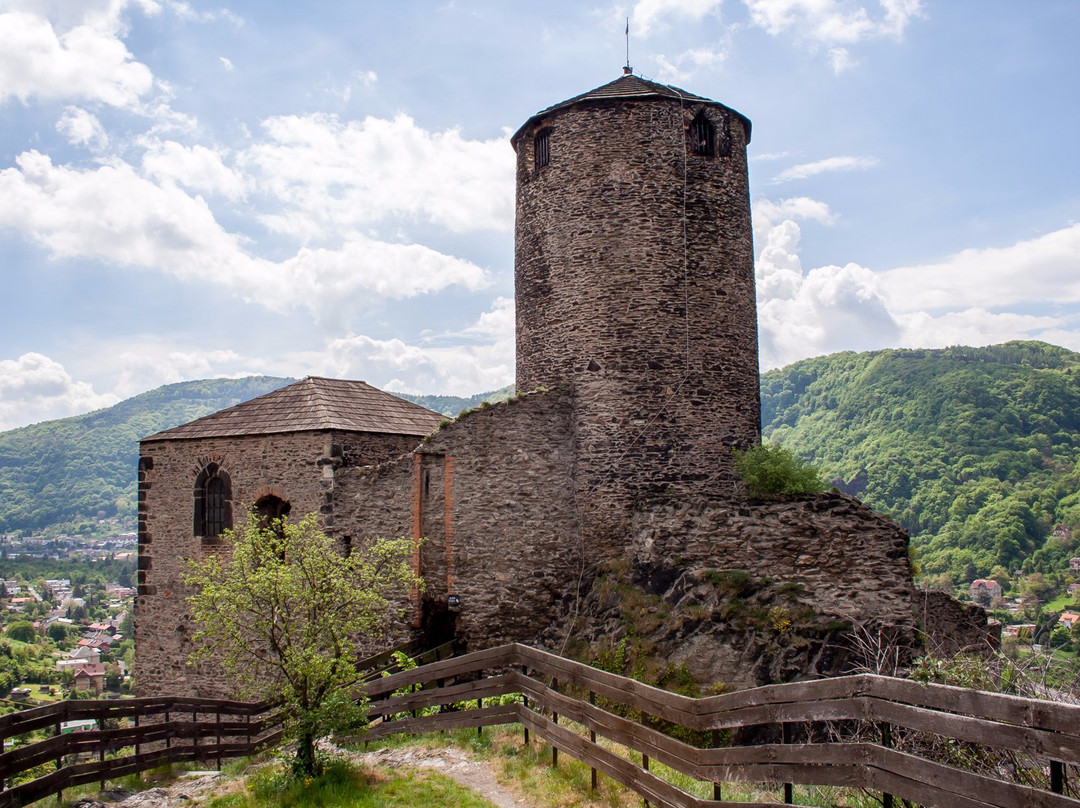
[{"xmin": 511, "ymin": 71, "xmax": 760, "ymax": 513}]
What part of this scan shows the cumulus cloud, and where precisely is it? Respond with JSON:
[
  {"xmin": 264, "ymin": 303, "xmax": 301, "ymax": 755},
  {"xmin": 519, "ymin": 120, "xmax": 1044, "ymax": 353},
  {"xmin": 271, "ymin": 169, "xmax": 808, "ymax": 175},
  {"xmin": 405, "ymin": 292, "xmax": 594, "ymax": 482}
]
[
  {"xmin": 753, "ymin": 194, "xmax": 900, "ymax": 368},
  {"xmin": 754, "ymin": 197, "xmax": 1080, "ymax": 369},
  {"xmin": 772, "ymin": 155, "xmax": 880, "ymax": 183},
  {"xmin": 653, "ymin": 46, "xmax": 728, "ymax": 83},
  {"xmin": 631, "ymin": 0, "xmax": 725, "ymax": 38},
  {"xmin": 0, "ymin": 353, "xmax": 118, "ymax": 429},
  {"xmin": 243, "ymin": 112, "xmax": 514, "ymax": 238},
  {"xmin": 744, "ymin": 0, "xmax": 925, "ymax": 72},
  {"xmin": 325, "ymin": 298, "xmax": 515, "ymax": 396},
  {"xmin": 56, "ymin": 106, "xmax": 109, "ymax": 149},
  {"xmin": 140, "ymin": 139, "xmax": 245, "ymax": 199},
  {"xmin": 881, "ymin": 223, "xmax": 1080, "ymax": 311},
  {"xmin": 0, "ymin": 150, "xmax": 490, "ymax": 326},
  {"xmin": 0, "ymin": 5, "xmax": 154, "ymax": 109},
  {"xmin": 219, "ymin": 56, "xmax": 233, "ymax": 71}
]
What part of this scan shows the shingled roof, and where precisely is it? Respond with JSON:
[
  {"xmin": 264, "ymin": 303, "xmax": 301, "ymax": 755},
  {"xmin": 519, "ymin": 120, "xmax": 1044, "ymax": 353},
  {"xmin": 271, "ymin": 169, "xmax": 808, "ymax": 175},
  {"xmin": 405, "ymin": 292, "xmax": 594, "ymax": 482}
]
[
  {"xmin": 143, "ymin": 377, "xmax": 443, "ymax": 442},
  {"xmin": 511, "ymin": 72, "xmax": 751, "ymax": 149}
]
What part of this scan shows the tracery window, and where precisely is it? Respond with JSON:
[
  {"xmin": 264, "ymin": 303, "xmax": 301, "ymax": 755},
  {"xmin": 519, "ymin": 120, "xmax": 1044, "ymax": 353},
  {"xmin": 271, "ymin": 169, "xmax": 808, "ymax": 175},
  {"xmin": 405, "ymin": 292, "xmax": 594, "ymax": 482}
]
[{"xmin": 194, "ymin": 462, "xmax": 232, "ymax": 539}]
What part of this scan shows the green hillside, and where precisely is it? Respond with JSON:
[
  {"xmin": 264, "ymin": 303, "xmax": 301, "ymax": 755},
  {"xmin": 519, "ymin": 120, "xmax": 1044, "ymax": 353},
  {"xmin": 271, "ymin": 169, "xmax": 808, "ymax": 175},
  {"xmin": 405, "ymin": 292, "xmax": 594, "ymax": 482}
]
[
  {"xmin": 0, "ymin": 376, "xmax": 293, "ymax": 534},
  {"xmin": 761, "ymin": 341, "xmax": 1080, "ymax": 583}
]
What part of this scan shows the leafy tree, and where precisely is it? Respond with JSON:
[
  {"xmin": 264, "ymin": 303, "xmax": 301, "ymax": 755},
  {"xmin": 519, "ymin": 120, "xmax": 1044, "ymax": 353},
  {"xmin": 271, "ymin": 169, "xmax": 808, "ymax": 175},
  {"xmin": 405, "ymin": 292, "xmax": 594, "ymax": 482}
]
[
  {"xmin": 734, "ymin": 442, "xmax": 828, "ymax": 496},
  {"xmin": 5, "ymin": 621, "xmax": 36, "ymax": 643},
  {"xmin": 183, "ymin": 511, "xmax": 420, "ymax": 777}
]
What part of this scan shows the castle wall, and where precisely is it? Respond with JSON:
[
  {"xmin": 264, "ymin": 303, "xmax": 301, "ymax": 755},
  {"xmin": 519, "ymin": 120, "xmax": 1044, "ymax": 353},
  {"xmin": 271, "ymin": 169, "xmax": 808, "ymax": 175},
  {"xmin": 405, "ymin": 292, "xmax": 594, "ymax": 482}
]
[
  {"xmin": 336, "ymin": 391, "xmax": 582, "ymax": 651},
  {"xmin": 514, "ymin": 97, "xmax": 760, "ymax": 522},
  {"xmin": 135, "ymin": 429, "xmax": 419, "ymax": 698},
  {"xmin": 623, "ymin": 493, "xmax": 917, "ymax": 627}
]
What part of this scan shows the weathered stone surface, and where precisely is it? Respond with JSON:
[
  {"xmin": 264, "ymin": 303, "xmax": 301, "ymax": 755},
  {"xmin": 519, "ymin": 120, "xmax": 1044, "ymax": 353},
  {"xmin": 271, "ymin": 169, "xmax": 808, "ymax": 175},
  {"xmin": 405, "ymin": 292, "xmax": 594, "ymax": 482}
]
[{"xmin": 514, "ymin": 90, "xmax": 760, "ymax": 527}]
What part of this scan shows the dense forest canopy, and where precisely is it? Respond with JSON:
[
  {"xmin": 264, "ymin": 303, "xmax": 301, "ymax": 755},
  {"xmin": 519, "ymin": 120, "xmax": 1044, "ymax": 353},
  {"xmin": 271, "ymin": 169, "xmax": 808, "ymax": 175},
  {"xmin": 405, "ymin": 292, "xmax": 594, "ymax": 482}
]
[
  {"xmin": 761, "ymin": 341, "xmax": 1080, "ymax": 583},
  {"xmin": 0, "ymin": 376, "xmax": 292, "ymax": 534}
]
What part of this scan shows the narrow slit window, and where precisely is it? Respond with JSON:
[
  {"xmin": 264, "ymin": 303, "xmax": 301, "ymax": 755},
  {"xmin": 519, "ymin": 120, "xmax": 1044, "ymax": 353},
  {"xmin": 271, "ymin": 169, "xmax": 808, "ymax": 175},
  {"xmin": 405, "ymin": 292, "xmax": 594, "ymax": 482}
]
[
  {"xmin": 534, "ymin": 129, "xmax": 551, "ymax": 171},
  {"xmin": 689, "ymin": 111, "xmax": 714, "ymax": 157}
]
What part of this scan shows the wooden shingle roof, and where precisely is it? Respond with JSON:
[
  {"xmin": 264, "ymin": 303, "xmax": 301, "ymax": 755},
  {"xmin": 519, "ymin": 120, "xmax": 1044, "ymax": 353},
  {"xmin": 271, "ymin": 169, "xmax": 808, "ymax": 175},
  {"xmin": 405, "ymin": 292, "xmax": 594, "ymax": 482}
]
[
  {"xmin": 143, "ymin": 377, "xmax": 443, "ymax": 442},
  {"xmin": 511, "ymin": 72, "xmax": 751, "ymax": 149}
]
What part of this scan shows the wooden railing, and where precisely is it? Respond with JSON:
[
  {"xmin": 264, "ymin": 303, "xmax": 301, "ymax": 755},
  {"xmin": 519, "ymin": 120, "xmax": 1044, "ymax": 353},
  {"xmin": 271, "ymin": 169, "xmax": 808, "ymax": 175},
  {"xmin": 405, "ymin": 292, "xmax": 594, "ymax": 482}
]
[
  {"xmin": 0, "ymin": 697, "xmax": 280, "ymax": 808},
  {"xmin": 363, "ymin": 644, "xmax": 1080, "ymax": 808},
  {"xmin": 3, "ymin": 643, "xmax": 1079, "ymax": 808}
]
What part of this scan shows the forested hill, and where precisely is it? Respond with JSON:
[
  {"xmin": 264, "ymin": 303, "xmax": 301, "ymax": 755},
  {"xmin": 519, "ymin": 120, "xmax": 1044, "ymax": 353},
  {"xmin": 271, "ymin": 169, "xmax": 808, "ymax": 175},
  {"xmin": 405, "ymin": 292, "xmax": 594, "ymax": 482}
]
[
  {"xmin": 761, "ymin": 341, "xmax": 1080, "ymax": 583},
  {"xmin": 0, "ymin": 376, "xmax": 293, "ymax": 534}
]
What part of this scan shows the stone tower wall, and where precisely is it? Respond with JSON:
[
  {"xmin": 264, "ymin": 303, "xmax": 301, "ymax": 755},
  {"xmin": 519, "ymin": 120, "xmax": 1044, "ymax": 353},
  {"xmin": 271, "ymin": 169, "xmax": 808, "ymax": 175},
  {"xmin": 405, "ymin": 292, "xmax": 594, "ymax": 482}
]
[{"xmin": 514, "ymin": 97, "xmax": 760, "ymax": 515}]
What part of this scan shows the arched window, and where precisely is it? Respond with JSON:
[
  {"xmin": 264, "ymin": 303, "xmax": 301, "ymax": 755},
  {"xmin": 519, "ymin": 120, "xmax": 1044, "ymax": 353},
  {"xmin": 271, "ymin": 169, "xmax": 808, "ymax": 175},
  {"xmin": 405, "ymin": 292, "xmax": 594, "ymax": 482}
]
[
  {"xmin": 194, "ymin": 462, "xmax": 232, "ymax": 539},
  {"xmin": 688, "ymin": 111, "xmax": 715, "ymax": 157},
  {"xmin": 254, "ymin": 495, "xmax": 291, "ymax": 534}
]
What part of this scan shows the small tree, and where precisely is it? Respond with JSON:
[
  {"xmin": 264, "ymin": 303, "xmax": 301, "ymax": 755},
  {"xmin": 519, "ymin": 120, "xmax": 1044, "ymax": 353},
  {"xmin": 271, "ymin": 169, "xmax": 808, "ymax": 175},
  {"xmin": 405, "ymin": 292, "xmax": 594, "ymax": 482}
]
[
  {"xmin": 183, "ymin": 512, "xmax": 419, "ymax": 777},
  {"xmin": 733, "ymin": 442, "xmax": 828, "ymax": 496}
]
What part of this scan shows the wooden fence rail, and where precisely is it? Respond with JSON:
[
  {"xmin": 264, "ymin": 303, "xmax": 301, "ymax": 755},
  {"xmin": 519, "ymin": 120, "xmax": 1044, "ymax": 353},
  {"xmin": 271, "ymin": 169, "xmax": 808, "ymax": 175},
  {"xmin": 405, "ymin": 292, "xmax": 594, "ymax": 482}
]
[
  {"xmin": 364, "ymin": 643, "xmax": 1080, "ymax": 808},
  {"xmin": 3, "ymin": 643, "xmax": 1080, "ymax": 808},
  {"xmin": 0, "ymin": 697, "xmax": 281, "ymax": 808}
]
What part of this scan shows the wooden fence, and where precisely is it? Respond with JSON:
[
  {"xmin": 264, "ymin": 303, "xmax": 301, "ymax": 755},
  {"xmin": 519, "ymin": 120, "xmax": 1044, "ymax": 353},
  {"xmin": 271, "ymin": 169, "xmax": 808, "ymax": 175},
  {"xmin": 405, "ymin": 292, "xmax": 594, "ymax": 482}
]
[
  {"xmin": 0, "ymin": 697, "xmax": 280, "ymax": 808},
  {"xmin": 2, "ymin": 643, "xmax": 1079, "ymax": 808},
  {"xmin": 363, "ymin": 643, "xmax": 1080, "ymax": 808}
]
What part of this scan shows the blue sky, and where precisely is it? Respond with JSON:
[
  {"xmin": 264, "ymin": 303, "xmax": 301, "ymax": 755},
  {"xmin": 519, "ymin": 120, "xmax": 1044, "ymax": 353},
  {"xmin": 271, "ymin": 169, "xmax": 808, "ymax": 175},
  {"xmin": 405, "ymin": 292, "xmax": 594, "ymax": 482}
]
[{"xmin": 0, "ymin": 0, "xmax": 1078, "ymax": 429}]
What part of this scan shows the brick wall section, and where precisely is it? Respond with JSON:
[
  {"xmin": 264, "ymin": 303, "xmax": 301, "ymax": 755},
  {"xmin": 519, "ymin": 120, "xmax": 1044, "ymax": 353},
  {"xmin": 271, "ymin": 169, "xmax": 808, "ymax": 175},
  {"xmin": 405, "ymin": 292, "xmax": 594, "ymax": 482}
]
[
  {"xmin": 514, "ymin": 96, "xmax": 760, "ymax": 526},
  {"xmin": 336, "ymin": 391, "xmax": 582, "ymax": 650},
  {"xmin": 135, "ymin": 428, "xmax": 421, "ymax": 698},
  {"xmin": 623, "ymin": 493, "xmax": 918, "ymax": 626}
]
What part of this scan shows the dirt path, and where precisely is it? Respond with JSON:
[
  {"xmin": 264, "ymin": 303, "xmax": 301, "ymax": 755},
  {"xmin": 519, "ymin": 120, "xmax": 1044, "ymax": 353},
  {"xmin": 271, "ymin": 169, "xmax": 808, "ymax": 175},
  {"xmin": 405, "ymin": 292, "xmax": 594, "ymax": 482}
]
[
  {"xmin": 77, "ymin": 747, "xmax": 528, "ymax": 808},
  {"xmin": 350, "ymin": 746, "xmax": 529, "ymax": 808}
]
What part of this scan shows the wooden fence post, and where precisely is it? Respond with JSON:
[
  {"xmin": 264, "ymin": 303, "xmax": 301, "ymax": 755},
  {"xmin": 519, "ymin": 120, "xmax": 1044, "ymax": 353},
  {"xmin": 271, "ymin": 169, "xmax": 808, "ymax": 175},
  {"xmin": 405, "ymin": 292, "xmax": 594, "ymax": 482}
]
[
  {"xmin": 551, "ymin": 678, "xmax": 558, "ymax": 768},
  {"xmin": 165, "ymin": 710, "xmax": 171, "ymax": 751},
  {"xmin": 56, "ymin": 718, "xmax": 63, "ymax": 805},
  {"xmin": 880, "ymin": 722, "xmax": 894, "ymax": 808},
  {"xmin": 781, "ymin": 723, "xmax": 793, "ymax": 804},
  {"xmin": 712, "ymin": 728, "xmax": 722, "ymax": 802},
  {"xmin": 522, "ymin": 692, "xmax": 530, "ymax": 745},
  {"xmin": 589, "ymin": 692, "xmax": 598, "ymax": 793},
  {"xmin": 477, "ymin": 698, "xmax": 483, "ymax": 736},
  {"xmin": 642, "ymin": 754, "xmax": 650, "ymax": 808},
  {"xmin": 216, "ymin": 707, "xmax": 223, "ymax": 771}
]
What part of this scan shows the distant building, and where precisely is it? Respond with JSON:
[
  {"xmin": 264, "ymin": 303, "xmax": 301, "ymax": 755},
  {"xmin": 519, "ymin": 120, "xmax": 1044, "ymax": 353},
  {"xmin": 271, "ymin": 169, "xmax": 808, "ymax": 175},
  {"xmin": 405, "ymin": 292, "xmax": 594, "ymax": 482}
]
[{"xmin": 971, "ymin": 579, "xmax": 1002, "ymax": 607}]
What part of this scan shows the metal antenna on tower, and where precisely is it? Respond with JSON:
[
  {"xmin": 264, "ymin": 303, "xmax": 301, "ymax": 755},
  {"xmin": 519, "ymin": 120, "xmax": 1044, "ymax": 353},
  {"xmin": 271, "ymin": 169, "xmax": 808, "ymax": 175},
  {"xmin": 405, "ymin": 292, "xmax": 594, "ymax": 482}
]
[{"xmin": 624, "ymin": 17, "xmax": 632, "ymax": 75}]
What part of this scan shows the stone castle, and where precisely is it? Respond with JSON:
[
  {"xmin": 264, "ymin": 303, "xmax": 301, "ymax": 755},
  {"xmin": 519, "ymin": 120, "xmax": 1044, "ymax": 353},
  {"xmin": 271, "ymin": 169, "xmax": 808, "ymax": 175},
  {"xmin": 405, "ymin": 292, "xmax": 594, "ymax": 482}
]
[{"xmin": 135, "ymin": 72, "xmax": 982, "ymax": 697}]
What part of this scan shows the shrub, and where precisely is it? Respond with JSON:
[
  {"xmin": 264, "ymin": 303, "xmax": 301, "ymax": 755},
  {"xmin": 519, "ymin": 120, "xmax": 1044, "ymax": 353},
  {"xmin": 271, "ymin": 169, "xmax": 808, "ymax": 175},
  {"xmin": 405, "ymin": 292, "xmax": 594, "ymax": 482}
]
[{"xmin": 733, "ymin": 443, "xmax": 827, "ymax": 496}]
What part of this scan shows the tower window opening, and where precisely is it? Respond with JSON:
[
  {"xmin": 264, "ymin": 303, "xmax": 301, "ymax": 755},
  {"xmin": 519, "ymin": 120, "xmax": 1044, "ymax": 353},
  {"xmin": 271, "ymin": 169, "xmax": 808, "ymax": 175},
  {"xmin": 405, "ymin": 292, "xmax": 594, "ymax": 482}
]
[
  {"xmin": 194, "ymin": 462, "xmax": 232, "ymax": 540},
  {"xmin": 534, "ymin": 129, "xmax": 551, "ymax": 171},
  {"xmin": 688, "ymin": 111, "xmax": 715, "ymax": 157}
]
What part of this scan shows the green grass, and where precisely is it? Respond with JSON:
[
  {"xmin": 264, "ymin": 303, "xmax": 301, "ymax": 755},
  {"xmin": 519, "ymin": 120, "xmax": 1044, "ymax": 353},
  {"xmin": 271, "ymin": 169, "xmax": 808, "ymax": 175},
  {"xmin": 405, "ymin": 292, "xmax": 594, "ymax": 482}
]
[
  {"xmin": 206, "ymin": 759, "xmax": 497, "ymax": 808},
  {"xmin": 1045, "ymin": 592, "xmax": 1078, "ymax": 612}
]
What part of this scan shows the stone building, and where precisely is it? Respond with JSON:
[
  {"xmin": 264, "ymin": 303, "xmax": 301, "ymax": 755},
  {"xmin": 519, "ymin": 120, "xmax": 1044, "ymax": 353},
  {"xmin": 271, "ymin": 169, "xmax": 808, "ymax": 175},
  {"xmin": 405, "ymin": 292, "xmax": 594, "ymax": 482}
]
[{"xmin": 136, "ymin": 72, "xmax": 981, "ymax": 697}]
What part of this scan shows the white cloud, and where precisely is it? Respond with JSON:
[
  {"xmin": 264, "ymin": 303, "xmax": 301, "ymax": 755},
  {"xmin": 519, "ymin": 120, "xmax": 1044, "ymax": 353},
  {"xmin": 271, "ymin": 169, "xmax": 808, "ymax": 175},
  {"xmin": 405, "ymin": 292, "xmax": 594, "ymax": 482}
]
[
  {"xmin": 631, "ymin": 0, "xmax": 725, "ymax": 38},
  {"xmin": 243, "ymin": 112, "xmax": 514, "ymax": 238},
  {"xmin": 0, "ymin": 149, "xmax": 490, "ymax": 327},
  {"xmin": 56, "ymin": 106, "xmax": 109, "ymax": 149},
  {"xmin": 219, "ymin": 56, "xmax": 234, "ymax": 71},
  {"xmin": 0, "ymin": 6, "xmax": 154, "ymax": 109},
  {"xmin": 896, "ymin": 308, "xmax": 1066, "ymax": 351},
  {"xmin": 140, "ymin": 139, "xmax": 245, "ymax": 199},
  {"xmin": 881, "ymin": 223, "xmax": 1080, "ymax": 312},
  {"xmin": 772, "ymin": 155, "xmax": 879, "ymax": 183},
  {"xmin": 744, "ymin": 0, "xmax": 925, "ymax": 71},
  {"xmin": 653, "ymin": 46, "xmax": 728, "ymax": 83},
  {"xmin": 325, "ymin": 298, "xmax": 515, "ymax": 395},
  {"xmin": 0, "ymin": 353, "xmax": 118, "ymax": 430}
]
